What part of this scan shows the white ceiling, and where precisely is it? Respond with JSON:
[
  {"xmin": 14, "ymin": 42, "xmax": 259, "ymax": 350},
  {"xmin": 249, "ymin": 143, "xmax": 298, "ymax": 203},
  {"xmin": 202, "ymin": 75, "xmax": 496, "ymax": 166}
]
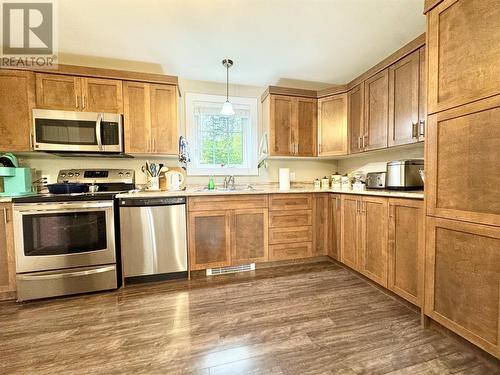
[{"xmin": 59, "ymin": 0, "xmax": 425, "ymax": 87}]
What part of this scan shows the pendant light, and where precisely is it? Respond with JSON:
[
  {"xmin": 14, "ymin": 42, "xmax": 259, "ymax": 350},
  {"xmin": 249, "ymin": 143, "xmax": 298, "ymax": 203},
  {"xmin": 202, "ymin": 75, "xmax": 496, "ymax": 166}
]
[{"xmin": 220, "ymin": 58, "xmax": 235, "ymax": 116}]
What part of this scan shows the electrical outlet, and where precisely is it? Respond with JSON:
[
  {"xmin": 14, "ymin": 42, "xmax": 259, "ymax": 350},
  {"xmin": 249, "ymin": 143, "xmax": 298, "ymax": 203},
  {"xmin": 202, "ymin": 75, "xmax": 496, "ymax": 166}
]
[
  {"xmin": 289, "ymin": 172, "xmax": 296, "ymax": 181},
  {"xmin": 41, "ymin": 175, "xmax": 51, "ymax": 185}
]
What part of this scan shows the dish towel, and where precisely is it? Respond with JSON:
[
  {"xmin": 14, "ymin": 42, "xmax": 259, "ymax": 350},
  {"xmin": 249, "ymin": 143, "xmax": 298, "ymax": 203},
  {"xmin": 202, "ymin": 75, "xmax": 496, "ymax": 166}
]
[{"xmin": 178, "ymin": 136, "xmax": 190, "ymax": 167}]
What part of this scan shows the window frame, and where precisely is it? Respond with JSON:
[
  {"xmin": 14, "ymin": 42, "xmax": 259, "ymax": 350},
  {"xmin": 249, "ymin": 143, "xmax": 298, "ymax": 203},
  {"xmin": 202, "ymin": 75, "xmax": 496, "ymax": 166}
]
[{"xmin": 185, "ymin": 92, "xmax": 258, "ymax": 176}]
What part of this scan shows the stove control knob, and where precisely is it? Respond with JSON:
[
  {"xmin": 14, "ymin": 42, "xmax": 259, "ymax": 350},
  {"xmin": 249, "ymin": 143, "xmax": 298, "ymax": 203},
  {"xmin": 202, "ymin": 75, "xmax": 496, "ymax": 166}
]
[
  {"xmin": 118, "ymin": 172, "xmax": 124, "ymax": 176},
  {"xmin": 60, "ymin": 173, "xmax": 66, "ymax": 178},
  {"xmin": 125, "ymin": 172, "xmax": 131, "ymax": 176},
  {"xmin": 75, "ymin": 172, "xmax": 80, "ymax": 177},
  {"xmin": 68, "ymin": 172, "xmax": 74, "ymax": 177}
]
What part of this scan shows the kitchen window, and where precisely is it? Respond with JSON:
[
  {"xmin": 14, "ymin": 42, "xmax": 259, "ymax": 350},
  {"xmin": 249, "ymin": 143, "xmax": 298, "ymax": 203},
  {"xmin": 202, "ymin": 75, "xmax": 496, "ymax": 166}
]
[{"xmin": 185, "ymin": 93, "xmax": 258, "ymax": 176}]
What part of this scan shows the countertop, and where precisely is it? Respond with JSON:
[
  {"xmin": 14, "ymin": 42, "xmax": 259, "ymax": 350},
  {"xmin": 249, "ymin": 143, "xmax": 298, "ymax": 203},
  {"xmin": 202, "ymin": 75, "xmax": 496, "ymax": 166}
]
[
  {"xmin": 0, "ymin": 197, "xmax": 12, "ymax": 203},
  {"xmin": 116, "ymin": 184, "xmax": 424, "ymax": 200}
]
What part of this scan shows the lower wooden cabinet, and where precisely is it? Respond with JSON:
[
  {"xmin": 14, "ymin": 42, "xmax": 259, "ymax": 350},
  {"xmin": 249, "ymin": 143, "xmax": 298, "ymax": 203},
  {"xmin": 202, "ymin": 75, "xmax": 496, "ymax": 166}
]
[
  {"xmin": 0, "ymin": 204, "xmax": 16, "ymax": 300},
  {"xmin": 269, "ymin": 242, "xmax": 312, "ymax": 261},
  {"xmin": 424, "ymin": 217, "xmax": 500, "ymax": 358},
  {"xmin": 340, "ymin": 195, "xmax": 361, "ymax": 271},
  {"xmin": 328, "ymin": 194, "xmax": 341, "ymax": 260},
  {"xmin": 232, "ymin": 209, "xmax": 268, "ymax": 265},
  {"xmin": 388, "ymin": 199, "xmax": 424, "ymax": 306},
  {"xmin": 188, "ymin": 200, "xmax": 268, "ymax": 270},
  {"xmin": 312, "ymin": 194, "xmax": 329, "ymax": 256}
]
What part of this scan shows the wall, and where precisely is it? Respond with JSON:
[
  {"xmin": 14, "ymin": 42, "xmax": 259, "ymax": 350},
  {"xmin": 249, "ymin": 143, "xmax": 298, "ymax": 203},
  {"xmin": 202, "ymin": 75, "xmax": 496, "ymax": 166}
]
[{"xmin": 336, "ymin": 143, "xmax": 424, "ymax": 175}]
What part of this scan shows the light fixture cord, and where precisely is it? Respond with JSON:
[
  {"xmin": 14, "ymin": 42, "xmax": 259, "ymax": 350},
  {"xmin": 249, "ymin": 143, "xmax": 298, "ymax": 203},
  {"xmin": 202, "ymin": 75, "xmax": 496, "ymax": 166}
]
[{"xmin": 226, "ymin": 63, "xmax": 229, "ymax": 101}]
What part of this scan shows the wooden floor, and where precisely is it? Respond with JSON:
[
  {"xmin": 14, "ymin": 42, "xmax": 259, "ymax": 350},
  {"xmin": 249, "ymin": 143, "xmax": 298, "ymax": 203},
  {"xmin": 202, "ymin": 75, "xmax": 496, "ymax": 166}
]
[{"xmin": 0, "ymin": 261, "xmax": 498, "ymax": 375}]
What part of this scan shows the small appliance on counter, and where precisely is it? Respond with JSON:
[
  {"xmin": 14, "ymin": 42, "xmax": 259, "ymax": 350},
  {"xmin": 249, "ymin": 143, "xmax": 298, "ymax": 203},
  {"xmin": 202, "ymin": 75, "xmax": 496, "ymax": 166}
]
[
  {"xmin": 0, "ymin": 153, "xmax": 33, "ymax": 197},
  {"xmin": 386, "ymin": 159, "xmax": 424, "ymax": 190},
  {"xmin": 366, "ymin": 172, "xmax": 387, "ymax": 189},
  {"xmin": 279, "ymin": 168, "xmax": 290, "ymax": 190}
]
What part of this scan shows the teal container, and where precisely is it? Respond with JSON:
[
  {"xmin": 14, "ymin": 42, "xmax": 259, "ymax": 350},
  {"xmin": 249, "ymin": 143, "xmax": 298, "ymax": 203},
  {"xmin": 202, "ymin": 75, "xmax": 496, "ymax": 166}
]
[{"xmin": 0, "ymin": 167, "xmax": 33, "ymax": 196}]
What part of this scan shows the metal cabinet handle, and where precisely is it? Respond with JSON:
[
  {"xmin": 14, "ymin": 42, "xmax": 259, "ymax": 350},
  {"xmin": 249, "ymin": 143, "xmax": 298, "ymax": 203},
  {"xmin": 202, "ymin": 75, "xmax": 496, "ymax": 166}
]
[
  {"xmin": 75, "ymin": 95, "xmax": 79, "ymax": 109},
  {"xmin": 358, "ymin": 137, "xmax": 362, "ymax": 149},
  {"xmin": 419, "ymin": 120, "xmax": 425, "ymax": 137},
  {"xmin": 295, "ymin": 143, "xmax": 298, "ymax": 155},
  {"xmin": 336, "ymin": 197, "xmax": 341, "ymax": 209},
  {"xmin": 363, "ymin": 135, "xmax": 368, "ymax": 148},
  {"xmin": 3, "ymin": 207, "xmax": 8, "ymax": 224},
  {"xmin": 412, "ymin": 122, "xmax": 418, "ymax": 138},
  {"xmin": 153, "ymin": 138, "xmax": 156, "ymax": 153},
  {"xmin": 82, "ymin": 96, "xmax": 86, "ymax": 109}
]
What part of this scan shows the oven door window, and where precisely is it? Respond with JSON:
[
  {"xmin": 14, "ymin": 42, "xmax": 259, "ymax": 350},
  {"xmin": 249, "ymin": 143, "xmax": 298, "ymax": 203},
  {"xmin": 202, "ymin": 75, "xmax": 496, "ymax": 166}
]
[
  {"xmin": 22, "ymin": 211, "xmax": 107, "ymax": 256},
  {"xmin": 35, "ymin": 119, "xmax": 97, "ymax": 145}
]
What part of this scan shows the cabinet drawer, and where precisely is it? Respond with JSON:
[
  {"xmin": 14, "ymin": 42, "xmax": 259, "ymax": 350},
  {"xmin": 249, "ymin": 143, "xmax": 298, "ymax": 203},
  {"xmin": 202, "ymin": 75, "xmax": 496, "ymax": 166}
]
[
  {"xmin": 269, "ymin": 226, "xmax": 312, "ymax": 244},
  {"xmin": 269, "ymin": 242, "xmax": 312, "ymax": 261},
  {"xmin": 269, "ymin": 194, "xmax": 312, "ymax": 211},
  {"xmin": 269, "ymin": 210, "xmax": 312, "ymax": 228},
  {"xmin": 188, "ymin": 195, "xmax": 268, "ymax": 211}
]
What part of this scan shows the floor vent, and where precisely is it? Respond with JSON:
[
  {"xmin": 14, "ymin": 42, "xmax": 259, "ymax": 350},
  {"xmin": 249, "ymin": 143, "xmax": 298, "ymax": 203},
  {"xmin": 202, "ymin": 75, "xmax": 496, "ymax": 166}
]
[{"xmin": 206, "ymin": 263, "xmax": 255, "ymax": 276}]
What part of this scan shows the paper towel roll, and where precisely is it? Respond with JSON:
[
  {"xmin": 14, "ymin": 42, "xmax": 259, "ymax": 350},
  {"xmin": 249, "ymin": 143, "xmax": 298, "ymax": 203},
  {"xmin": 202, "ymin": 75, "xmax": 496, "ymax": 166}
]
[{"xmin": 279, "ymin": 168, "xmax": 290, "ymax": 190}]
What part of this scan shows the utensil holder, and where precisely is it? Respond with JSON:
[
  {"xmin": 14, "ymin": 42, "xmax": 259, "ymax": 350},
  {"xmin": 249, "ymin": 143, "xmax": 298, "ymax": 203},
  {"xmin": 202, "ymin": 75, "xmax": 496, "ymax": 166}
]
[{"xmin": 147, "ymin": 176, "xmax": 160, "ymax": 191}]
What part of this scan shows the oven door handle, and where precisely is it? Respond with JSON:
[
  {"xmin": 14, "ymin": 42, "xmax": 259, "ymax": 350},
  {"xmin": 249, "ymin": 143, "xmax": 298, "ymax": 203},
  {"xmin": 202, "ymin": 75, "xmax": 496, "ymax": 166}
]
[
  {"xmin": 14, "ymin": 201, "xmax": 113, "ymax": 213},
  {"xmin": 96, "ymin": 113, "xmax": 103, "ymax": 151},
  {"xmin": 17, "ymin": 266, "xmax": 115, "ymax": 281}
]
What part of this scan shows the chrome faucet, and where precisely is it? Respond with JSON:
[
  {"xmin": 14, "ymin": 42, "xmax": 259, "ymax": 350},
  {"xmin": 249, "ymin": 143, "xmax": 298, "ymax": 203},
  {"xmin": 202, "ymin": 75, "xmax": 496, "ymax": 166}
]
[{"xmin": 223, "ymin": 175, "xmax": 235, "ymax": 190}]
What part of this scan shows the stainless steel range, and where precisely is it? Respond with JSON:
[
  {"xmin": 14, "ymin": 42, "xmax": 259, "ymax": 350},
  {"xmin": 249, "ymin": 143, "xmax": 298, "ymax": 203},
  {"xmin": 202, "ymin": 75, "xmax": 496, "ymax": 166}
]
[{"xmin": 12, "ymin": 169, "xmax": 134, "ymax": 301}]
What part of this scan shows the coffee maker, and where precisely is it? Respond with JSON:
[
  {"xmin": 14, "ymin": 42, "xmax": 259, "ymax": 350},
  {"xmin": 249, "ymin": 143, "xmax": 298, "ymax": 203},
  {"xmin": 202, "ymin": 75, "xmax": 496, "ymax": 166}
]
[{"xmin": 0, "ymin": 153, "xmax": 33, "ymax": 196}]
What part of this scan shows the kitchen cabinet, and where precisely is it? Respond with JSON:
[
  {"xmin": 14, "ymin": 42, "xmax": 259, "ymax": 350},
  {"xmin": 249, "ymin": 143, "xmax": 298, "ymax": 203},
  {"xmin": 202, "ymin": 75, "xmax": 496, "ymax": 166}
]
[
  {"xmin": 340, "ymin": 195, "xmax": 360, "ymax": 271},
  {"xmin": 269, "ymin": 242, "xmax": 312, "ymax": 262},
  {"xmin": 388, "ymin": 199, "xmax": 423, "ymax": 306},
  {"xmin": 123, "ymin": 81, "xmax": 178, "ymax": 154},
  {"xmin": 189, "ymin": 210, "xmax": 232, "ymax": 270},
  {"xmin": 426, "ymin": 0, "xmax": 500, "ymax": 115},
  {"xmin": 341, "ymin": 195, "xmax": 389, "ymax": 287},
  {"xmin": 232, "ymin": 208, "xmax": 268, "ymax": 264},
  {"xmin": 363, "ymin": 69, "xmax": 389, "ymax": 151},
  {"xmin": 388, "ymin": 49, "xmax": 424, "ymax": 146},
  {"xmin": 348, "ymin": 84, "xmax": 364, "ymax": 154},
  {"xmin": 328, "ymin": 194, "xmax": 342, "ymax": 260},
  {"xmin": 0, "ymin": 204, "xmax": 16, "ymax": 300},
  {"xmin": 318, "ymin": 93, "xmax": 348, "ymax": 156},
  {"xmin": 312, "ymin": 193, "xmax": 329, "ymax": 256},
  {"xmin": 35, "ymin": 73, "xmax": 123, "ymax": 113},
  {"xmin": 359, "ymin": 196, "xmax": 389, "ymax": 287},
  {"xmin": 188, "ymin": 196, "xmax": 269, "ymax": 270},
  {"xmin": 425, "ymin": 96, "xmax": 500, "ymax": 227},
  {"xmin": 0, "ymin": 69, "xmax": 35, "ymax": 152},
  {"xmin": 266, "ymin": 94, "xmax": 317, "ymax": 157},
  {"xmin": 424, "ymin": 217, "xmax": 500, "ymax": 358}
]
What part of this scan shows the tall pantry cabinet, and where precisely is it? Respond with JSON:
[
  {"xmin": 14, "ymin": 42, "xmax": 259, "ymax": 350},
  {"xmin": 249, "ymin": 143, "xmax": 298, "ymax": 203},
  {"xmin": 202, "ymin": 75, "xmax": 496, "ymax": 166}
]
[{"xmin": 423, "ymin": 0, "xmax": 500, "ymax": 359}]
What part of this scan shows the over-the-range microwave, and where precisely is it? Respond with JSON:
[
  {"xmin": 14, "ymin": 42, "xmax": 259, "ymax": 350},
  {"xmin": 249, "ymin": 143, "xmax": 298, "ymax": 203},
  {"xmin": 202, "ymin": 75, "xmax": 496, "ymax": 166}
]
[{"xmin": 32, "ymin": 109, "xmax": 123, "ymax": 153}]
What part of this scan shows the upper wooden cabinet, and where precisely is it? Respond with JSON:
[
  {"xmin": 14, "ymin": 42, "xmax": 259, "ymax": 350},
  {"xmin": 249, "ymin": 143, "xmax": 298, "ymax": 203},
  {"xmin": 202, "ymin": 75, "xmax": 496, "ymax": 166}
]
[
  {"xmin": 348, "ymin": 84, "xmax": 364, "ymax": 154},
  {"xmin": 0, "ymin": 203, "xmax": 16, "ymax": 300},
  {"xmin": 0, "ymin": 69, "xmax": 35, "ymax": 152},
  {"xmin": 363, "ymin": 69, "xmax": 389, "ymax": 151},
  {"xmin": 318, "ymin": 93, "xmax": 348, "ymax": 156},
  {"xmin": 426, "ymin": 0, "xmax": 500, "ymax": 114},
  {"xmin": 388, "ymin": 48, "xmax": 426, "ymax": 146},
  {"xmin": 36, "ymin": 73, "xmax": 123, "ymax": 113},
  {"xmin": 425, "ymin": 217, "xmax": 500, "ymax": 358},
  {"xmin": 388, "ymin": 199, "xmax": 424, "ymax": 307},
  {"xmin": 426, "ymin": 96, "xmax": 500, "ymax": 227},
  {"xmin": 265, "ymin": 94, "xmax": 317, "ymax": 157},
  {"xmin": 123, "ymin": 81, "xmax": 178, "ymax": 154}
]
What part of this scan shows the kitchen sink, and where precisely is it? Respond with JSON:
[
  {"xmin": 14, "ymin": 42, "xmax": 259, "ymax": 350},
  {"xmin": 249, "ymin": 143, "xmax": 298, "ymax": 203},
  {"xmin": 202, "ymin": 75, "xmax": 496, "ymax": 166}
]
[{"xmin": 195, "ymin": 185, "xmax": 261, "ymax": 192}]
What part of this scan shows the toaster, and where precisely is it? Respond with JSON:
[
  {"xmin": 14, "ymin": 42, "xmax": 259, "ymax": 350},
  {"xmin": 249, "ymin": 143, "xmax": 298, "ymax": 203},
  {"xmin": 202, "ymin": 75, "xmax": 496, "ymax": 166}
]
[
  {"xmin": 366, "ymin": 172, "xmax": 387, "ymax": 189},
  {"xmin": 386, "ymin": 159, "xmax": 424, "ymax": 190}
]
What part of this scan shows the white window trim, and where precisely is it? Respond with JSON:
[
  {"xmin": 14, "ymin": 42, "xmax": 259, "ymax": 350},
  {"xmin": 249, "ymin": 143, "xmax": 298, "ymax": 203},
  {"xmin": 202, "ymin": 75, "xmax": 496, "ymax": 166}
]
[{"xmin": 185, "ymin": 92, "xmax": 258, "ymax": 176}]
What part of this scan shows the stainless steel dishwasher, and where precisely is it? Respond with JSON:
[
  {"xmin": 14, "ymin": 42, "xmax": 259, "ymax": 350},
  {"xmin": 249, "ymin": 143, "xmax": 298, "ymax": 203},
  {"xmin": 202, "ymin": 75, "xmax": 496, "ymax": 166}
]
[{"xmin": 119, "ymin": 196, "xmax": 187, "ymax": 283}]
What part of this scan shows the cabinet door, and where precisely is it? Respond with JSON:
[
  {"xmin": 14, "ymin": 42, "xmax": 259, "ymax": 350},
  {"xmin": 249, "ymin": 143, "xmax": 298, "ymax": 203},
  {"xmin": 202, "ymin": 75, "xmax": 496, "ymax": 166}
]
[
  {"xmin": 388, "ymin": 199, "xmax": 423, "ymax": 306},
  {"xmin": 312, "ymin": 194, "xmax": 329, "ymax": 256},
  {"xmin": 35, "ymin": 73, "xmax": 80, "ymax": 110},
  {"xmin": 328, "ymin": 194, "xmax": 342, "ymax": 260},
  {"xmin": 189, "ymin": 210, "xmax": 231, "ymax": 270},
  {"xmin": 295, "ymin": 97, "xmax": 317, "ymax": 156},
  {"xmin": 426, "ymin": 97, "xmax": 500, "ymax": 227},
  {"xmin": 364, "ymin": 69, "xmax": 389, "ymax": 151},
  {"xmin": 0, "ymin": 70, "xmax": 35, "ymax": 151},
  {"xmin": 318, "ymin": 94, "xmax": 348, "ymax": 156},
  {"xmin": 349, "ymin": 84, "xmax": 364, "ymax": 154},
  {"xmin": 359, "ymin": 197, "xmax": 389, "ymax": 287},
  {"xmin": 123, "ymin": 81, "xmax": 152, "ymax": 154},
  {"xmin": 81, "ymin": 78, "xmax": 123, "ymax": 113},
  {"xmin": 427, "ymin": 0, "xmax": 500, "ymax": 114},
  {"xmin": 424, "ymin": 217, "xmax": 500, "ymax": 358},
  {"xmin": 340, "ymin": 195, "xmax": 360, "ymax": 270},
  {"xmin": 388, "ymin": 50, "xmax": 420, "ymax": 147},
  {"xmin": 150, "ymin": 84, "xmax": 178, "ymax": 154},
  {"xmin": 0, "ymin": 204, "xmax": 16, "ymax": 300},
  {"xmin": 232, "ymin": 209, "xmax": 268, "ymax": 264},
  {"xmin": 269, "ymin": 95, "xmax": 294, "ymax": 156}
]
